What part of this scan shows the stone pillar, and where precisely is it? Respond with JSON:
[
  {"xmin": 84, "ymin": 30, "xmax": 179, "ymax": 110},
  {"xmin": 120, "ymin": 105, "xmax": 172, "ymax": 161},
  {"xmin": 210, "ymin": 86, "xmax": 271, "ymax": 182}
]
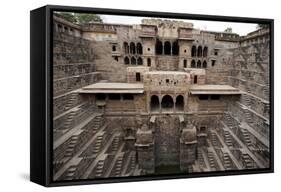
[
  {"xmin": 135, "ymin": 123, "xmax": 155, "ymax": 174},
  {"xmin": 180, "ymin": 121, "xmax": 197, "ymax": 172}
]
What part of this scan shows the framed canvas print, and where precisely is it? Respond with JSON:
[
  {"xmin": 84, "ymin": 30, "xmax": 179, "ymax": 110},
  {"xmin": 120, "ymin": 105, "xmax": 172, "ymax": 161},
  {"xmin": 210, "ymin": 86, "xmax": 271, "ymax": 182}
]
[{"xmin": 30, "ymin": 5, "xmax": 274, "ymax": 187}]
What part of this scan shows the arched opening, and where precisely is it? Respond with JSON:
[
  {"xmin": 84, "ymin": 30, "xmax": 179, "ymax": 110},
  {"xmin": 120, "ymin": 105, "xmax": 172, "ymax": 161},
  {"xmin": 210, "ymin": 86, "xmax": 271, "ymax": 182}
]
[
  {"xmin": 137, "ymin": 57, "xmax": 143, "ymax": 65},
  {"xmin": 136, "ymin": 43, "xmax": 143, "ymax": 54},
  {"xmin": 124, "ymin": 56, "xmax": 130, "ymax": 64},
  {"xmin": 175, "ymin": 95, "xmax": 184, "ymax": 111},
  {"xmin": 150, "ymin": 95, "xmax": 160, "ymax": 112},
  {"xmin": 164, "ymin": 41, "xmax": 171, "ymax": 55},
  {"xmin": 147, "ymin": 58, "xmax": 151, "ymax": 66},
  {"xmin": 123, "ymin": 42, "xmax": 129, "ymax": 54},
  {"xmin": 130, "ymin": 42, "xmax": 136, "ymax": 54},
  {"xmin": 156, "ymin": 39, "xmax": 163, "ymax": 55},
  {"xmin": 203, "ymin": 47, "xmax": 208, "ymax": 57},
  {"xmin": 183, "ymin": 59, "xmax": 187, "ymax": 68},
  {"xmin": 161, "ymin": 95, "xmax": 174, "ymax": 112},
  {"xmin": 191, "ymin": 45, "xmax": 197, "ymax": 57},
  {"xmin": 203, "ymin": 60, "xmax": 207, "ymax": 68},
  {"xmin": 197, "ymin": 60, "xmax": 202, "ymax": 68},
  {"xmin": 194, "ymin": 75, "xmax": 198, "ymax": 84},
  {"xmin": 191, "ymin": 60, "xmax": 196, "ymax": 68},
  {"xmin": 172, "ymin": 41, "xmax": 179, "ymax": 55},
  {"xmin": 112, "ymin": 45, "xmax": 116, "ymax": 52},
  {"xmin": 131, "ymin": 57, "xmax": 136, "ymax": 65},
  {"xmin": 136, "ymin": 72, "xmax": 141, "ymax": 81},
  {"xmin": 197, "ymin": 46, "xmax": 202, "ymax": 57}
]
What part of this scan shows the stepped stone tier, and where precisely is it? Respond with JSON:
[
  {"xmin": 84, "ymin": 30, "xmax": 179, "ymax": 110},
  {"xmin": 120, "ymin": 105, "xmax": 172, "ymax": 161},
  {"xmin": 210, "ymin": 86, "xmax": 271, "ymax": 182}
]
[{"xmin": 52, "ymin": 13, "xmax": 270, "ymax": 181}]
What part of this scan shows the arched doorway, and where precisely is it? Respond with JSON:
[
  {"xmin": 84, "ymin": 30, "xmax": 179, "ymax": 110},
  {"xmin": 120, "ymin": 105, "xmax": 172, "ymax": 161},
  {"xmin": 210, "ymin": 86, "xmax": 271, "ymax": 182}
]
[
  {"xmin": 131, "ymin": 57, "xmax": 136, "ymax": 65},
  {"xmin": 136, "ymin": 43, "xmax": 143, "ymax": 54},
  {"xmin": 197, "ymin": 60, "xmax": 202, "ymax": 68},
  {"xmin": 147, "ymin": 58, "xmax": 151, "ymax": 66},
  {"xmin": 191, "ymin": 45, "xmax": 196, "ymax": 57},
  {"xmin": 203, "ymin": 46, "xmax": 208, "ymax": 57},
  {"xmin": 130, "ymin": 42, "xmax": 136, "ymax": 54},
  {"xmin": 161, "ymin": 95, "xmax": 174, "ymax": 112},
  {"xmin": 123, "ymin": 42, "xmax": 129, "ymax": 54},
  {"xmin": 150, "ymin": 95, "xmax": 160, "ymax": 112},
  {"xmin": 197, "ymin": 46, "xmax": 202, "ymax": 57},
  {"xmin": 172, "ymin": 41, "xmax": 179, "ymax": 55},
  {"xmin": 124, "ymin": 56, "xmax": 130, "ymax": 64},
  {"xmin": 164, "ymin": 41, "xmax": 171, "ymax": 55},
  {"xmin": 203, "ymin": 60, "xmax": 207, "ymax": 68},
  {"xmin": 156, "ymin": 39, "xmax": 163, "ymax": 55},
  {"xmin": 137, "ymin": 57, "xmax": 143, "ymax": 65},
  {"xmin": 191, "ymin": 59, "xmax": 196, "ymax": 68},
  {"xmin": 175, "ymin": 95, "xmax": 184, "ymax": 111}
]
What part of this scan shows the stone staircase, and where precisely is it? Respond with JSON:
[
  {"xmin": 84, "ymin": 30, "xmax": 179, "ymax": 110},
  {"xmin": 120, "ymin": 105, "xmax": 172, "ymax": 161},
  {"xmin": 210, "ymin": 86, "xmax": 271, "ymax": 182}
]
[
  {"xmin": 242, "ymin": 153, "xmax": 254, "ymax": 169},
  {"xmin": 93, "ymin": 135, "xmax": 104, "ymax": 154},
  {"xmin": 223, "ymin": 153, "xmax": 232, "ymax": 170},
  {"xmin": 111, "ymin": 136, "xmax": 121, "ymax": 153},
  {"xmin": 64, "ymin": 135, "xmax": 79, "ymax": 157},
  {"xmin": 63, "ymin": 111, "xmax": 76, "ymax": 130},
  {"xmin": 65, "ymin": 93, "xmax": 77, "ymax": 110},
  {"xmin": 53, "ymin": 159, "xmax": 68, "ymax": 173},
  {"xmin": 64, "ymin": 165, "xmax": 77, "ymax": 180},
  {"xmin": 197, "ymin": 149, "xmax": 205, "ymax": 168},
  {"xmin": 224, "ymin": 130, "xmax": 233, "ymax": 148},
  {"xmin": 263, "ymin": 86, "xmax": 270, "ymax": 101},
  {"xmin": 241, "ymin": 129, "xmax": 252, "ymax": 147},
  {"xmin": 207, "ymin": 151, "xmax": 216, "ymax": 170},
  {"xmin": 114, "ymin": 155, "xmax": 124, "ymax": 177},
  {"xmin": 211, "ymin": 132, "xmax": 219, "ymax": 147},
  {"xmin": 130, "ymin": 152, "xmax": 136, "ymax": 171},
  {"xmin": 224, "ymin": 113, "xmax": 234, "ymax": 128},
  {"xmin": 242, "ymin": 94, "xmax": 251, "ymax": 106},
  {"xmin": 92, "ymin": 115, "xmax": 103, "ymax": 132},
  {"xmin": 244, "ymin": 110, "xmax": 254, "ymax": 125},
  {"xmin": 245, "ymin": 86, "xmax": 251, "ymax": 93},
  {"xmin": 95, "ymin": 160, "xmax": 105, "ymax": 178}
]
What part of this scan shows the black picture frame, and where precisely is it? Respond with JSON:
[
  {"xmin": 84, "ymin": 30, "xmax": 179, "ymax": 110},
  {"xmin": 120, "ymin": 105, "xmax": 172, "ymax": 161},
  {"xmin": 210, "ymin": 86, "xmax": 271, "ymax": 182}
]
[{"xmin": 30, "ymin": 4, "xmax": 274, "ymax": 187}]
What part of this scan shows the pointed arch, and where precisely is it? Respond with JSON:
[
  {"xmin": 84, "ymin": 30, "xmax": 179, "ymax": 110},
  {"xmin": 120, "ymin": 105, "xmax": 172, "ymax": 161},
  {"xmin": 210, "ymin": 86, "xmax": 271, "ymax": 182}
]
[
  {"xmin": 203, "ymin": 46, "xmax": 208, "ymax": 57},
  {"xmin": 124, "ymin": 56, "xmax": 130, "ymax": 64},
  {"xmin": 191, "ymin": 60, "xmax": 196, "ymax": 68},
  {"xmin": 131, "ymin": 56, "xmax": 136, "ymax": 65},
  {"xmin": 172, "ymin": 41, "xmax": 179, "ymax": 55},
  {"xmin": 123, "ymin": 42, "xmax": 129, "ymax": 54},
  {"xmin": 197, "ymin": 60, "xmax": 202, "ymax": 68},
  {"xmin": 161, "ymin": 95, "xmax": 174, "ymax": 110},
  {"xmin": 136, "ymin": 43, "xmax": 143, "ymax": 54},
  {"xmin": 183, "ymin": 59, "xmax": 187, "ymax": 68},
  {"xmin": 197, "ymin": 46, "xmax": 202, "ymax": 57},
  {"xmin": 203, "ymin": 60, "xmax": 207, "ymax": 68},
  {"xmin": 176, "ymin": 95, "xmax": 184, "ymax": 111},
  {"xmin": 156, "ymin": 39, "xmax": 163, "ymax": 55},
  {"xmin": 164, "ymin": 41, "xmax": 171, "ymax": 55},
  {"xmin": 191, "ymin": 45, "xmax": 197, "ymax": 57},
  {"xmin": 130, "ymin": 42, "xmax": 136, "ymax": 54},
  {"xmin": 137, "ymin": 57, "xmax": 143, "ymax": 65},
  {"xmin": 150, "ymin": 95, "xmax": 160, "ymax": 112}
]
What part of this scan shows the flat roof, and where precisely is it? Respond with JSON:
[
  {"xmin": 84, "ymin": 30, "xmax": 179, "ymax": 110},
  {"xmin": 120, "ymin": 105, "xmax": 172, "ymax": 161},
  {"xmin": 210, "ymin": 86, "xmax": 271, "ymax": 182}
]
[
  {"xmin": 146, "ymin": 71, "xmax": 189, "ymax": 75},
  {"xmin": 79, "ymin": 83, "xmax": 144, "ymax": 94},
  {"xmin": 190, "ymin": 85, "xmax": 241, "ymax": 95}
]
